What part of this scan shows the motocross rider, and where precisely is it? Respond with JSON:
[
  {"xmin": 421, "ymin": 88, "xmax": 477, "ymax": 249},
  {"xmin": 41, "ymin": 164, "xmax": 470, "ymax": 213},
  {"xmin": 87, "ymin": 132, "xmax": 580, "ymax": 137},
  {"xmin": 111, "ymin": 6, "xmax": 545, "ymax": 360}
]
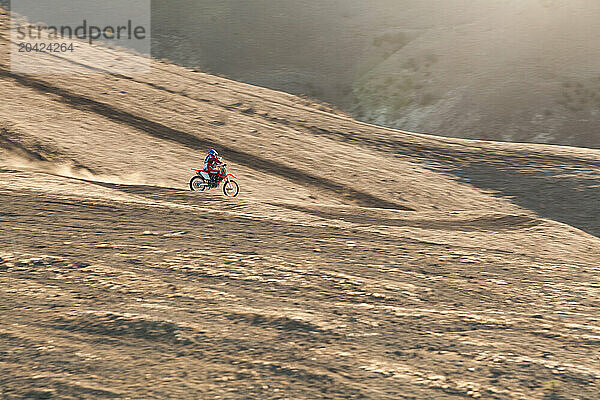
[{"xmin": 201, "ymin": 149, "xmax": 223, "ymax": 185}]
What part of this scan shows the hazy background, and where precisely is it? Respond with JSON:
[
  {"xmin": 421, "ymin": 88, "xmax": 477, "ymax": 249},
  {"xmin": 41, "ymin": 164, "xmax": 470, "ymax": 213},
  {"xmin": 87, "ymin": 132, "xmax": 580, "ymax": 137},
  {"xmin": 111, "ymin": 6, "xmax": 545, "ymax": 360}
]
[{"xmin": 152, "ymin": 0, "xmax": 600, "ymax": 148}]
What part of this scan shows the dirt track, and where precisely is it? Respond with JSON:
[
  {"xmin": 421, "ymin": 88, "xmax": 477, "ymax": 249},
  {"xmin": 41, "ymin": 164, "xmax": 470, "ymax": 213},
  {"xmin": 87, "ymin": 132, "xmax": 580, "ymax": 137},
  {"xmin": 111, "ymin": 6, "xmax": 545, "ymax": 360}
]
[
  {"xmin": 1, "ymin": 7, "xmax": 600, "ymax": 399},
  {"xmin": 3, "ymin": 176, "xmax": 600, "ymax": 399}
]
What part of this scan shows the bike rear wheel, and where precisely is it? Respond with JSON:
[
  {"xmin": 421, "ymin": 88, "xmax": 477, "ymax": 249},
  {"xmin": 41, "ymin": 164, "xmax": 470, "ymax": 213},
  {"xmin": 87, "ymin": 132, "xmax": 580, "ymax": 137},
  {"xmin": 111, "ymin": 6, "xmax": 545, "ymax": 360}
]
[
  {"xmin": 189, "ymin": 176, "xmax": 207, "ymax": 192},
  {"xmin": 223, "ymin": 180, "xmax": 239, "ymax": 197}
]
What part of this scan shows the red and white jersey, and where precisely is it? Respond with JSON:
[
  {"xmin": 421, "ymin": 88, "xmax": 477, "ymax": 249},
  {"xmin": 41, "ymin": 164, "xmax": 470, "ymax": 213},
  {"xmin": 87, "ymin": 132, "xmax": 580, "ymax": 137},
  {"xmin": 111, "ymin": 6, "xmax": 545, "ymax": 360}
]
[{"xmin": 203, "ymin": 155, "xmax": 221, "ymax": 172}]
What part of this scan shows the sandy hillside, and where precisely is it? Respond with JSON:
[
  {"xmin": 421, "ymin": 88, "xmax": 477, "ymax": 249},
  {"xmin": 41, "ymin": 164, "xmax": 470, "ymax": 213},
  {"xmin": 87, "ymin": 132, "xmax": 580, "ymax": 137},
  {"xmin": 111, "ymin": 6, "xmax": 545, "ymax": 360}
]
[
  {"xmin": 153, "ymin": 0, "xmax": 600, "ymax": 148},
  {"xmin": 2, "ymin": 7, "xmax": 600, "ymax": 399}
]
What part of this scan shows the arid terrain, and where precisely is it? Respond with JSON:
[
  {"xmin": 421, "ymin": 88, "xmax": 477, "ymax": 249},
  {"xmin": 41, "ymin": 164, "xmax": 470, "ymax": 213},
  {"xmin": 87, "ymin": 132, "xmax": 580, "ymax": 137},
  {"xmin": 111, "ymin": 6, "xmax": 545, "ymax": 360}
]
[
  {"xmin": 2, "ymin": 7, "xmax": 600, "ymax": 399},
  {"xmin": 153, "ymin": 0, "xmax": 600, "ymax": 147}
]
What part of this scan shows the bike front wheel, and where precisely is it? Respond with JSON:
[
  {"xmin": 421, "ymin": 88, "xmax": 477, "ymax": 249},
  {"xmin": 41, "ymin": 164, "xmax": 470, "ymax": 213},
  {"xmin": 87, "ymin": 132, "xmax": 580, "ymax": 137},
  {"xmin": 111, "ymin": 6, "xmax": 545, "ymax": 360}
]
[{"xmin": 223, "ymin": 180, "xmax": 239, "ymax": 197}]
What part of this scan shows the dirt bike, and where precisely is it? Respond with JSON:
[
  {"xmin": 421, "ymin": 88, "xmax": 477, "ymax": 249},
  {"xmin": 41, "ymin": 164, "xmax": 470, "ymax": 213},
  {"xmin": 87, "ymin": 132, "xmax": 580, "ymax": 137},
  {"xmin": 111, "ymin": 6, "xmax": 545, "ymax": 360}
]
[{"xmin": 189, "ymin": 163, "xmax": 239, "ymax": 197}]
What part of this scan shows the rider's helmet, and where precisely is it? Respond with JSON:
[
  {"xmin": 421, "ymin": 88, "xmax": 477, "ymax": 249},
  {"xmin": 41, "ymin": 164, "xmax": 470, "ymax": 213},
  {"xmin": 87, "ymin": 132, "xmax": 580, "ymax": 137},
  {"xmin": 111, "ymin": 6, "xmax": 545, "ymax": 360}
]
[{"xmin": 208, "ymin": 149, "xmax": 218, "ymax": 157}]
